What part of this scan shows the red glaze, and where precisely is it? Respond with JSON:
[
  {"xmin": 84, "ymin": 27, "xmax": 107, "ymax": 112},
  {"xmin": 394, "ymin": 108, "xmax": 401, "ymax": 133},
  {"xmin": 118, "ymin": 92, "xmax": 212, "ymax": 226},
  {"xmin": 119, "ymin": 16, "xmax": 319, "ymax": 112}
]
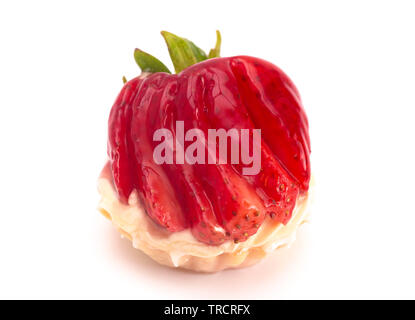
[{"xmin": 108, "ymin": 56, "xmax": 310, "ymax": 245}]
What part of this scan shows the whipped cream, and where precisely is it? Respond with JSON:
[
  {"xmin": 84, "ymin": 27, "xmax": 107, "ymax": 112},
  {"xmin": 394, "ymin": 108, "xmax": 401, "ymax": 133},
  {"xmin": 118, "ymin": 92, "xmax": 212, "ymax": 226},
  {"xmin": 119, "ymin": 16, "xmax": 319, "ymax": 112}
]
[{"xmin": 97, "ymin": 163, "xmax": 312, "ymax": 272}]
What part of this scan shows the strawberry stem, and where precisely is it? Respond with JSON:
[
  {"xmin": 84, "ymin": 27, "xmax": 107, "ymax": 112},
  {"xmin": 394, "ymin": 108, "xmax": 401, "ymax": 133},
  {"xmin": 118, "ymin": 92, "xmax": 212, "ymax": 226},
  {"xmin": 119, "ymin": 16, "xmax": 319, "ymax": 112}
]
[
  {"xmin": 133, "ymin": 31, "xmax": 222, "ymax": 75},
  {"xmin": 208, "ymin": 30, "xmax": 222, "ymax": 58}
]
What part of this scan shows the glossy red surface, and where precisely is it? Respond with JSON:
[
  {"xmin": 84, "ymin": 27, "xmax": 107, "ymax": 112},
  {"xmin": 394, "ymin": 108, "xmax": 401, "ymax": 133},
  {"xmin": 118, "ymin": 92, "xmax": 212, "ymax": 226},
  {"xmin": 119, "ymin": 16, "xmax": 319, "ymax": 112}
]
[{"xmin": 107, "ymin": 56, "xmax": 311, "ymax": 245}]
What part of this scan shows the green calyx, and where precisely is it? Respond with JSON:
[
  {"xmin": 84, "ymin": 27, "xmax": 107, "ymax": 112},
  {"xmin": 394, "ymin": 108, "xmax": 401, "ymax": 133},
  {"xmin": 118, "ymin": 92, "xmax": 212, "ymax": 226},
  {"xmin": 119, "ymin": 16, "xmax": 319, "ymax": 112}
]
[
  {"xmin": 134, "ymin": 49, "xmax": 171, "ymax": 74},
  {"xmin": 133, "ymin": 30, "xmax": 222, "ymax": 74}
]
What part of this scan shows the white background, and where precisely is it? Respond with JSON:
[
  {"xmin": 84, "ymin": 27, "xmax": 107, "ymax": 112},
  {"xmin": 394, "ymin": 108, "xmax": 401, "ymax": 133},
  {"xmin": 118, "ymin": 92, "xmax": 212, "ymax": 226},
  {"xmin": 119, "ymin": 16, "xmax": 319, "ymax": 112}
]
[{"xmin": 1, "ymin": 0, "xmax": 414, "ymax": 299}]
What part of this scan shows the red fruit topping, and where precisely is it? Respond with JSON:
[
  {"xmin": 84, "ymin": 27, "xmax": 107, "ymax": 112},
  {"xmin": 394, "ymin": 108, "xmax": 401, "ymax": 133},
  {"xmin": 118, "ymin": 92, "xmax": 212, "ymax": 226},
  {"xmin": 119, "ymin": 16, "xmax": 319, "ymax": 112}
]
[{"xmin": 107, "ymin": 32, "xmax": 310, "ymax": 245}]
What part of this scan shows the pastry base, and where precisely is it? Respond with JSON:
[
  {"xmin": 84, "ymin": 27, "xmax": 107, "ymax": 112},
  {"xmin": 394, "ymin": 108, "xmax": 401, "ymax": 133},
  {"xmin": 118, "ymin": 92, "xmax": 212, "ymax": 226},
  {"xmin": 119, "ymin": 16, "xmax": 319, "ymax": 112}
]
[{"xmin": 97, "ymin": 163, "xmax": 312, "ymax": 272}]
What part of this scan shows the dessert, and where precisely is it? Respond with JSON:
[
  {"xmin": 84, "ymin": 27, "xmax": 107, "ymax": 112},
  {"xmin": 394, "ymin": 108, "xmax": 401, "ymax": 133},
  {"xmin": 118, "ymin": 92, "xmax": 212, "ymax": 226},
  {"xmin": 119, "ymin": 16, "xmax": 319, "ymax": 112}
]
[{"xmin": 98, "ymin": 31, "xmax": 312, "ymax": 272}]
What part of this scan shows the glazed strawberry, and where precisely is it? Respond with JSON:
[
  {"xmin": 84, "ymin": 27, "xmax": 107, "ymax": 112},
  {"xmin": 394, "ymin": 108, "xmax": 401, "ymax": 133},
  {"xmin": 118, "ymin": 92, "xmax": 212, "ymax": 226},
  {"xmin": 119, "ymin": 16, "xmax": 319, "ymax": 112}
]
[
  {"xmin": 178, "ymin": 59, "xmax": 302, "ymax": 225},
  {"xmin": 107, "ymin": 77, "xmax": 142, "ymax": 203},
  {"xmin": 107, "ymin": 31, "xmax": 311, "ymax": 245},
  {"xmin": 231, "ymin": 57, "xmax": 310, "ymax": 190}
]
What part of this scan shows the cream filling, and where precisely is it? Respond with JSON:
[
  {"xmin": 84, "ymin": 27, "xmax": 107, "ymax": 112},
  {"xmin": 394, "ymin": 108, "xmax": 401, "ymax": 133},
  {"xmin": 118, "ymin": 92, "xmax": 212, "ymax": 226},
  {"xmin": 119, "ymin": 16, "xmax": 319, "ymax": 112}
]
[{"xmin": 97, "ymin": 164, "xmax": 312, "ymax": 267}]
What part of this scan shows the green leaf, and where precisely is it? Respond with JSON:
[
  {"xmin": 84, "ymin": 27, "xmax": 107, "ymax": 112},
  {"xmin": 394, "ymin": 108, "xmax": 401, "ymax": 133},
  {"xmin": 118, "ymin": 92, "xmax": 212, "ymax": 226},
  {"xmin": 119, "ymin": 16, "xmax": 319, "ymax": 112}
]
[
  {"xmin": 161, "ymin": 31, "xmax": 208, "ymax": 73},
  {"xmin": 208, "ymin": 30, "xmax": 222, "ymax": 58},
  {"xmin": 134, "ymin": 48, "xmax": 171, "ymax": 74},
  {"xmin": 188, "ymin": 41, "xmax": 208, "ymax": 62}
]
